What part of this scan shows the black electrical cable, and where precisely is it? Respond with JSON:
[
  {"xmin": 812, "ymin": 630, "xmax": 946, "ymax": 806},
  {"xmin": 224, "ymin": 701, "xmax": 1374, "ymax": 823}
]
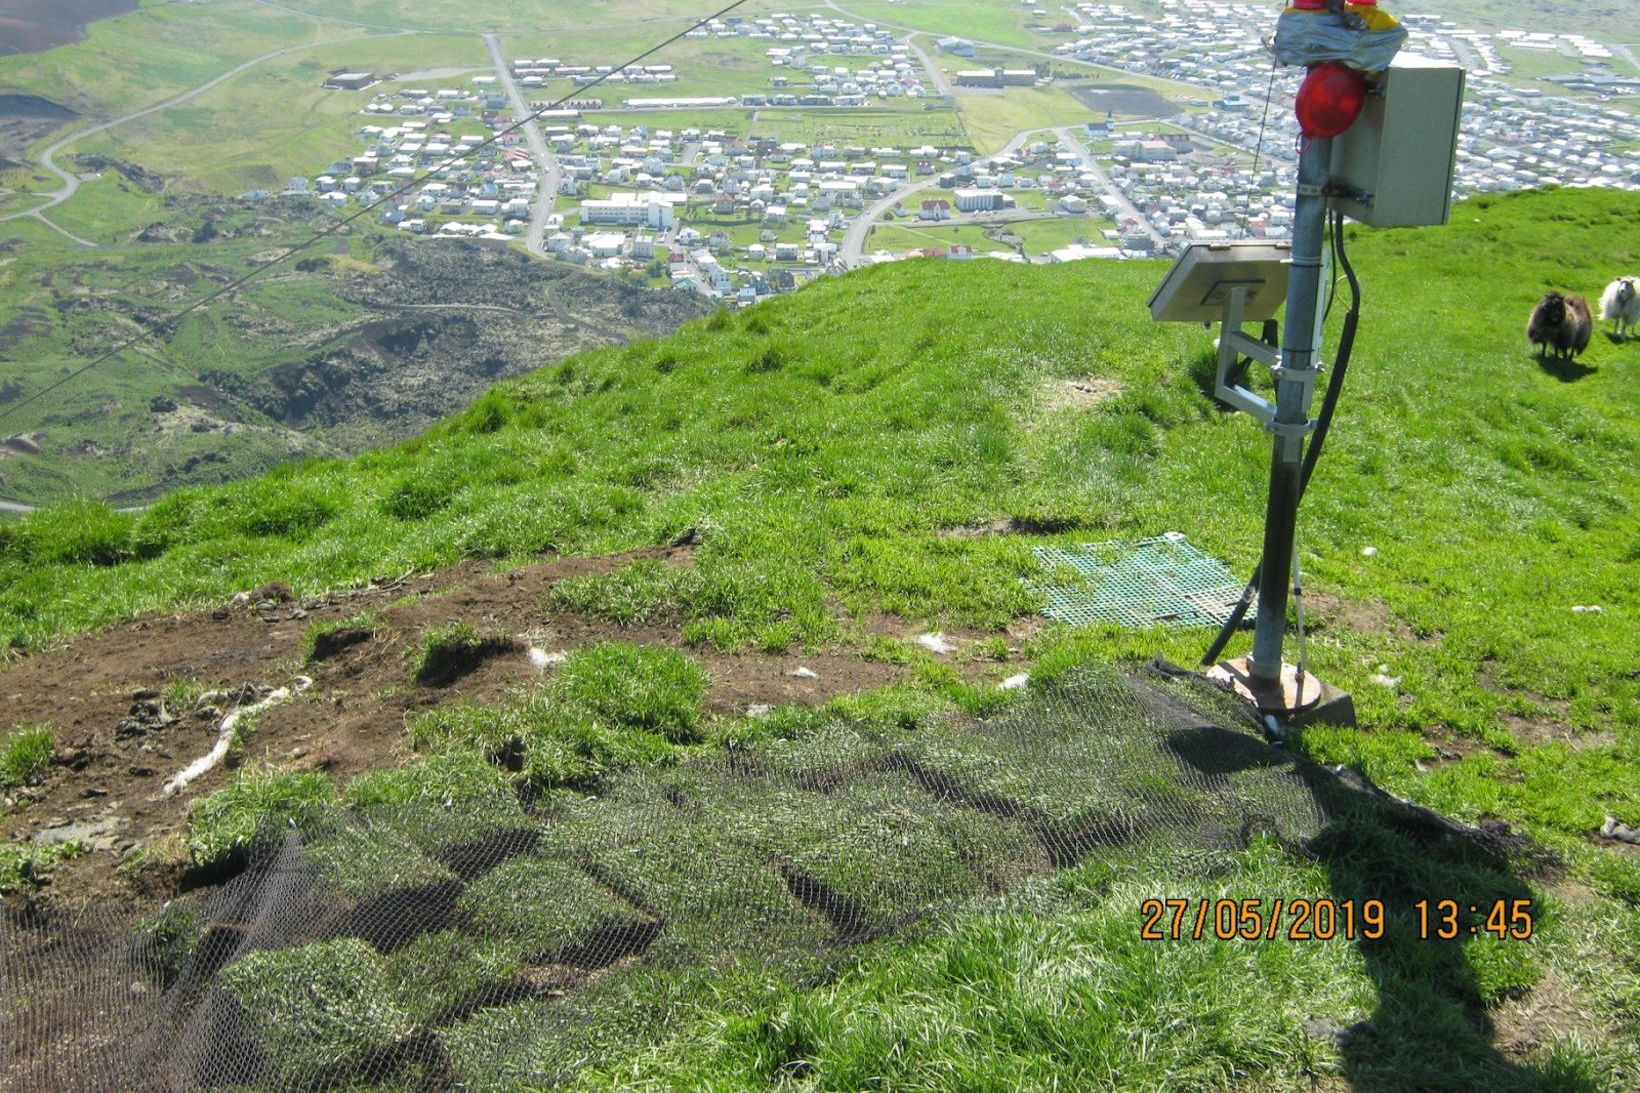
[{"xmin": 1201, "ymin": 208, "xmax": 1360, "ymax": 667}]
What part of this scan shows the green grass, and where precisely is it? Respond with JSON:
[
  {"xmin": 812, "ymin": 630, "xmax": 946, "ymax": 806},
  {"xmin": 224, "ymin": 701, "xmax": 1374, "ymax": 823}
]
[
  {"xmin": 551, "ymin": 641, "xmax": 710, "ymax": 743},
  {"xmin": 0, "ymin": 724, "xmax": 54, "ymax": 788},
  {"xmin": 305, "ymin": 822, "xmax": 455, "ymax": 897},
  {"xmin": 0, "ymin": 0, "xmax": 359, "ymax": 129},
  {"xmin": 186, "ymin": 768, "xmax": 339, "ymax": 869},
  {"xmin": 0, "ymin": 839, "xmax": 84, "ymax": 894},
  {"xmin": 221, "ymin": 937, "xmax": 416, "ymax": 1087},
  {"xmin": 161, "ymin": 678, "xmax": 206, "ymax": 714},
  {"xmin": 410, "ymin": 688, "xmax": 676, "ymax": 789},
  {"xmin": 0, "ymin": 201, "xmax": 355, "ymax": 503},
  {"xmin": 413, "ymin": 621, "xmax": 486, "ymax": 682},
  {"xmin": 70, "ymin": 33, "xmax": 489, "ymax": 197},
  {"xmin": 344, "ymin": 748, "xmax": 526, "ymax": 849},
  {"xmin": 7, "ymin": 184, "xmax": 1640, "ymax": 1086},
  {"xmin": 460, "ymin": 854, "xmax": 648, "ymax": 958},
  {"xmin": 955, "ymin": 85, "xmax": 1099, "ymax": 154},
  {"xmin": 3, "ymin": 190, "xmax": 1635, "ymax": 848},
  {"xmin": 302, "ymin": 613, "xmax": 377, "ymax": 663}
]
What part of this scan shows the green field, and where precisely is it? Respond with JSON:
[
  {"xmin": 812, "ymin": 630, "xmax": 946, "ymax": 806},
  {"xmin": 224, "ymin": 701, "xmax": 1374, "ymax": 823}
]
[
  {"xmin": 0, "ymin": 1, "xmax": 362, "ymax": 128},
  {"xmin": 747, "ymin": 105, "xmax": 971, "ymax": 149},
  {"xmin": 864, "ymin": 214, "xmax": 1106, "ymax": 258},
  {"xmin": 862, "ymin": 220, "xmax": 991, "ymax": 254},
  {"xmin": 70, "ymin": 35, "xmax": 491, "ymax": 198},
  {"xmin": 836, "ymin": 0, "xmax": 1051, "ymax": 50},
  {"xmin": 998, "ymin": 213, "xmax": 1111, "ymax": 253},
  {"xmin": 955, "ymin": 85, "xmax": 1097, "ymax": 154}
]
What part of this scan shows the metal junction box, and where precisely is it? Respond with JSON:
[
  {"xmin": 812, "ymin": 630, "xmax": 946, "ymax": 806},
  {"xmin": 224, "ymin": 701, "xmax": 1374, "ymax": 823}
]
[{"xmin": 1330, "ymin": 53, "xmax": 1466, "ymax": 228}]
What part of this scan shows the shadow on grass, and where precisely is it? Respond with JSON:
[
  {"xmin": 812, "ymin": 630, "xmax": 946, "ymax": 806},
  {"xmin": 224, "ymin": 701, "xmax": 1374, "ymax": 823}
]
[
  {"xmin": 1152, "ymin": 665, "xmax": 1594, "ymax": 1090},
  {"xmin": 1535, "ymin": 353, "xmax": 1597, "ymax": 382},
  {"xmin": 1299, "ymin": 770, "xmax": 1595, "ymax": 1091},
  {"xmin": 1193, "ymin": 752, "xmax": 1588, "ymax": 1086}
]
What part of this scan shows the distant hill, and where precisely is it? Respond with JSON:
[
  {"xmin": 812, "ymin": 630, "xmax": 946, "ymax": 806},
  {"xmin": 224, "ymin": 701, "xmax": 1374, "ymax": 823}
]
[{"xmin": 0, "ymin": 192, "xmax": 710, "ymax": 506}]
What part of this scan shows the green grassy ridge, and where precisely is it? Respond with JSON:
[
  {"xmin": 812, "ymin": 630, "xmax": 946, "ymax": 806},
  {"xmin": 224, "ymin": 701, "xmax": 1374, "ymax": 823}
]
[{"xmin": 3, "ymin": 186, "xmax": 1638, "ymax": 846}]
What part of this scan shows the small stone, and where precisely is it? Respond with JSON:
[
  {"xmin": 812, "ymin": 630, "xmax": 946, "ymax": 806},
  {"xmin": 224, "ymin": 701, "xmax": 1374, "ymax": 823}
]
[
  {"xmin": 1361, "ymin": 546, "xmax": 1378, "ymax": 557},
  {"xmin": 82, "ymin": 787, "xmax": 109, "ymax": 799},
  {"xmin": 231, "ymin": 591, "xmax": 251, "ymax": 606},
  {"xmin": 1572, "ymin": 605, "xmax": 1603, "ymax": 615},
  {"xmin": 1369, "ymin": 673, "xmax": 1401, "ymax": 690},
  {"xmin": 746, "ymin": 704, "xmax": 773, "ymax": 718},
  {"xmin": 788, "ymin": 667, "xmax": 819, "ymax": 680},
  {"xmin": 1601, "ymin": 815, "xmax": 1640, "ymax": 844},
  {"xmin": 289, "ymin": 609, "xmax": 308, "ymax": 620},
  {"xmin": 1000, "ymin": 673, "xmax": 1030, "ymax": 690},
  {"xmin": 131, "ymin": 688, "xmax": 160, "ymax": 701}
]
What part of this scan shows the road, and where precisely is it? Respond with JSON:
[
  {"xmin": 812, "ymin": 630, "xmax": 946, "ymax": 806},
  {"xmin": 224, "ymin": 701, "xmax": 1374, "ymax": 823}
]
[
  {"xmin": 841, "ymin": 128, "xmax": 1050, "ymax": 266},
  {"xmin": 1053, "ymin": 126, "xmax": 1169, "ymax": 252},
  {"xmin": 0, "ymin": 30, "xmax": 407, "ymax": 247},
  {"xmin": 485, "ymin": 33, "xmax": 561, "ymax": 256},
  {"xmin": 903, "ymin": 33, "xmax": 954, "ymax": 98}
]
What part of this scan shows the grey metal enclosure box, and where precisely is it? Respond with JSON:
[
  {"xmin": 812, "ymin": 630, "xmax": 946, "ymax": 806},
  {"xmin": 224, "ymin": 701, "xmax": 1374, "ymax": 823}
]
[{"xmin": 1329, "ymin": 53, "xmax": 1466, "ymax": 228}]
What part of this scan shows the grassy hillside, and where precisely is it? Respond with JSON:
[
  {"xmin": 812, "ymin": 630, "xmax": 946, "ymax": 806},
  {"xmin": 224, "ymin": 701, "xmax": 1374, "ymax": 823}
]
[{"xmin": 3, "ymin": 186, "xmax": 1638, "ymax": 1086}]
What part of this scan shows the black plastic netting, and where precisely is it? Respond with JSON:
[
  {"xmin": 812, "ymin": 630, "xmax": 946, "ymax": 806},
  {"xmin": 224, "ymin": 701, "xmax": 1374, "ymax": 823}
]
[{"xmin": 0, "ymin": 665, "xmax": 1503, "ymax": 1091}]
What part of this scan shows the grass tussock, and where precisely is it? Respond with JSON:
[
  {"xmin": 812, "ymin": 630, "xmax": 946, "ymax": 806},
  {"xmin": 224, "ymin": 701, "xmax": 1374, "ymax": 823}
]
[
  {"xmin": 186, "ymin": 768, "xmax": 337, "ymax": 869},
  {"xmin": 0, "ymin": 724, "xmax": 54, "ymax": 788}
]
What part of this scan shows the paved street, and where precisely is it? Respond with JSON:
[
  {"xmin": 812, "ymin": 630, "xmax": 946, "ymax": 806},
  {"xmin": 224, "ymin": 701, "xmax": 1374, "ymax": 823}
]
[{"xmin": 485, "ymin": 33, "xmax": 562, "ymax": 256}]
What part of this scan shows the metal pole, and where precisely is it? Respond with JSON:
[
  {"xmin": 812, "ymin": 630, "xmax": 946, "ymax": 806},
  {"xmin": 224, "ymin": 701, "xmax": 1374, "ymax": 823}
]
[{"xmin": 1249, "ymin": 134, "xmax": 1331, "ymax": 686}]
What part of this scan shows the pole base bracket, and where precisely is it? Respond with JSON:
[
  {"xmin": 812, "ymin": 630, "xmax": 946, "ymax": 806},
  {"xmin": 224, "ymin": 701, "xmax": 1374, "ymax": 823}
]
[{"xmin": 1206, "ymin": 656, "xmax": 1357, "ymax": 732}]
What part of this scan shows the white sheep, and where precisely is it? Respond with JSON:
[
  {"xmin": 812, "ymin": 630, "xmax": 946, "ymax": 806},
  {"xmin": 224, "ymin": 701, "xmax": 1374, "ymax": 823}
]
[{"xmin": 1599, "ymin": 277, "xmax": 1639, "ymax": 341}]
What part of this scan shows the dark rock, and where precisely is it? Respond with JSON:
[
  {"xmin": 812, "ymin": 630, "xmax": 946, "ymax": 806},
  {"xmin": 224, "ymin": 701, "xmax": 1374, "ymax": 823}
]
[
  {"xmin": 149, "ymin": 395, "xmax": 178, "ymax": 413},
  {"xmin": 252, "ymin": 581, "xmax": 293, "ymax": 604}
]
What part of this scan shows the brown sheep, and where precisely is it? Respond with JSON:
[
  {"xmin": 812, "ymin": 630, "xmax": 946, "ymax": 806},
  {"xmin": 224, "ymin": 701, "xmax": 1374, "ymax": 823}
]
[{"xmin": 1527, "ymin": 292, "xmax": 1593, "ymax": 360}]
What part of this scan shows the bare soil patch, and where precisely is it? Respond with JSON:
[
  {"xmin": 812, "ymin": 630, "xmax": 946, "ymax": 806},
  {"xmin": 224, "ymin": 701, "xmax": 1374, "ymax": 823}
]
[
  {"xmin": 1036, "ymin": 374, "xmax": 1121, "ymax": 413},
  {"xmin": 0, "ymin": 547, "xmax": 936, "ymax": 910}
]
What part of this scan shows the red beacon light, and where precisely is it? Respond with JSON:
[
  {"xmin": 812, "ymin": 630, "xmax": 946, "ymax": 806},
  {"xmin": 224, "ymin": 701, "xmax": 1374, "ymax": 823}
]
[{"xmin": 1295, "ymin": 60, "xmax": 1369, "ymax": 138}]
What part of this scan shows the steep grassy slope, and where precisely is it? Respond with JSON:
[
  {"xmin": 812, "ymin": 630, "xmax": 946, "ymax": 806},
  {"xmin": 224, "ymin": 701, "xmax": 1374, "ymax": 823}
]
[
  {"xmin": 5, "ymin": 187, "xmax": 1635, "ymax": 748},
  {"xmin": 2, "ymin": 186, "xmax": 1638, "ymax": 1087}
]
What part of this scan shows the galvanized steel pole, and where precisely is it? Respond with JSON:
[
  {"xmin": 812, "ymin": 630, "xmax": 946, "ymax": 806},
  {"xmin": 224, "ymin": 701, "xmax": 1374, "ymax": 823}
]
[{"xmin": 1249, "ymin": 134, "xmax": 1331, "ymax": 686}]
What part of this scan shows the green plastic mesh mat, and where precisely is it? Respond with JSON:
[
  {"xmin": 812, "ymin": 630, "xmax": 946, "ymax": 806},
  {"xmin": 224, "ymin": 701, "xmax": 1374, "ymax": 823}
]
[
  {"xmin": 1033, "ymin": 533, "xmax": 1254, "ymax": 629},
  {"xmin": 2, "ymin": 664, "xmax": 1535, "ymax": 1092}
]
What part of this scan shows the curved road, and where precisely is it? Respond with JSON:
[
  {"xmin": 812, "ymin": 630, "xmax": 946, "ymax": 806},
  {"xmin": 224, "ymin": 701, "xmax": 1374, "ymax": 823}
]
[
  {"xmin": 841, "ymin": 128, "xmax": 1053, "ymax": 266},
  {"xmin": 0, "ymin": 29, "xmax": 408, "ymax": 246}
]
